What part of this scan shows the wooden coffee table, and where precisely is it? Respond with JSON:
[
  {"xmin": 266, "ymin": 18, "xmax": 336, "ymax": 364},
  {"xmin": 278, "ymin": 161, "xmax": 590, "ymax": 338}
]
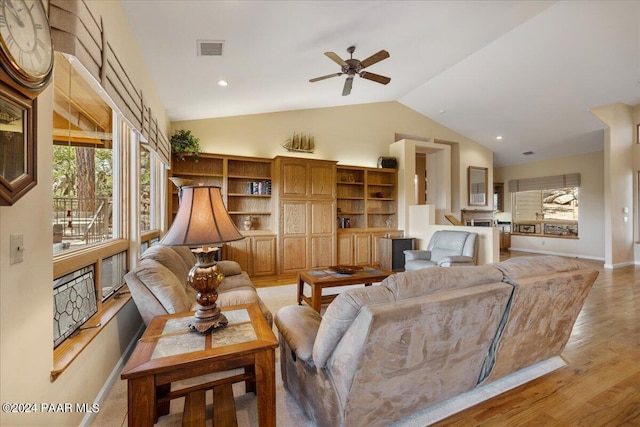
[
  {"xmin": 120, "ymin": 303, "xmax": 278, "ymax": 427},
  {"xmin": 298, "ymin": 265, "xmax": 393, "ymax": 313}
]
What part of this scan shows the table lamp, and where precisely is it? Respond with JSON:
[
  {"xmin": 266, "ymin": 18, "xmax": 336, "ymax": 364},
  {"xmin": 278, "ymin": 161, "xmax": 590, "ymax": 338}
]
[{"xmin": 160, "ymin": 185, "xmax": 244, "ymax": 333}]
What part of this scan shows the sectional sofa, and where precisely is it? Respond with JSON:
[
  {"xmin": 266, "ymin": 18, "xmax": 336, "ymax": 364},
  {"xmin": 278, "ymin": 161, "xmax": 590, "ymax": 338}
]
[{"xmin": 275, "ymin": 255, "xmax": 598, "ymax": 427}]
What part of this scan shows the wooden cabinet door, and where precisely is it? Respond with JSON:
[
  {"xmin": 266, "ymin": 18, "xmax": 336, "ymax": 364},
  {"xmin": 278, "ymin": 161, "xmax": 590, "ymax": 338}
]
[
  {"xmin": 281, "ymin": 162, "xmax": 307, "ymax": 197},
  {"xmin": 310, "ymin": 201, "xmax": 335, "ymax": 268},
  {"xmin": 280, "ymin": 201, "xmax": 308, "ymax": 272},
  {"xmin": 224, "ymin": 239, "xmax": 251, "ymax": 273},
  {"xmin": 310, "ymin": 201, "xmax": 334, "ymax": 235},
  {"xmin": 337, "ymin": 233, "xmax": 354, "ymax": 265},
  {"xmin": 374, "ymin": 234, "xmax": 390, "ymax": 269},
  {"xmin": 353, "ymin": 233, "xmax": 371, "ymax": 265},
  {"xmin": 252, "ymin": 236, "xmax": 276, "ymax": 276},
  {"xmin": 310, "ymin": 236, "xmax": 334, "ymax": 268},
  {"xmin": 371, "ymin": 231, "xmax": 401, "ymax": 266},
  {"xmin": 281, "ymin": 236, "xmax": 307, "ymax": 272},
  {"xmin": 309, "ymin": 162, "xmax": 335, "ymax": 198},
  {"xmin": 282, "ymin": 202, "xmax": 307, "ymax": 235}
]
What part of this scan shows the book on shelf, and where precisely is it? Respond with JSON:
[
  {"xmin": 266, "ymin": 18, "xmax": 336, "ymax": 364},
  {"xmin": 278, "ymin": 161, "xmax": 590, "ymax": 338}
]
[{"xmin": 245, "ymin": 180, "xmax": 272, "ymax": 195}]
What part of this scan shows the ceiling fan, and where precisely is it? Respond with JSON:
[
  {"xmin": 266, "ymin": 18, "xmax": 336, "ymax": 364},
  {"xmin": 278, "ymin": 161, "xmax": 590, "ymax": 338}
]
[{"xmin": 309, "ymin": 46, "xmax": 391, "ymax": 96}]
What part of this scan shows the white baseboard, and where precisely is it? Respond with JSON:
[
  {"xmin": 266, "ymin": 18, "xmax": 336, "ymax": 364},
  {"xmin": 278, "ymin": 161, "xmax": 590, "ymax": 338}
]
[
  {"xmin": 79, "ymin": 323, "xmax": 146, "ymax": 427},
  {"xmin": 508, "ymin": 247, "xmax": 604, "ymax": 262},
  {"xmin": 604, "ymin": 261, "xmax": 636, "ymax": 269}
]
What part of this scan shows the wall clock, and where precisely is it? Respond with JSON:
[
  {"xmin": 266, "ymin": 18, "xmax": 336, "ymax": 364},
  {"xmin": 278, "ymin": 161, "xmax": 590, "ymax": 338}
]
[
  {"xmin": 0, "ymin": 0, "xmax": 54, "ymax": 91},
  {"xmin": 0, "ymin": 0, "xmax": 52, "ymax": 205}
]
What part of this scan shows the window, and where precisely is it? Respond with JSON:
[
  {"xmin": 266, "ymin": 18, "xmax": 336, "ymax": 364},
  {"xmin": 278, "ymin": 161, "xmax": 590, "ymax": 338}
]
[
  {"xmin": 510, "ymin": 174, "xmax": 580, "ymax": 237},
  {"xmin": 50, "ymin": 53, "xmax": 166, "ymax": 369},
  {"xmin": 140, "ymin": 146, "xmax": 151, "ymax": 232},
  {"xmin": 53, "ymin": 53, "xmax": 116, "ymax": 252}
]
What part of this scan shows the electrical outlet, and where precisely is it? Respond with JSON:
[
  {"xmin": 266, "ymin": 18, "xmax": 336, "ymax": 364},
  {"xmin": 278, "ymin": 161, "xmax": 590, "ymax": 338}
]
[{"xmin": 10, "ymin": 234, "xmax": 24, "ymax": 264}]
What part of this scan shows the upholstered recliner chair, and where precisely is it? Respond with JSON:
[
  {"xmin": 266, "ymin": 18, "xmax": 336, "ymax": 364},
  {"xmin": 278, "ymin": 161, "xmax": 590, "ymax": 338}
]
[{"xmin": 403, "ymin": 230, "xmax": 478, "ymax": 271}]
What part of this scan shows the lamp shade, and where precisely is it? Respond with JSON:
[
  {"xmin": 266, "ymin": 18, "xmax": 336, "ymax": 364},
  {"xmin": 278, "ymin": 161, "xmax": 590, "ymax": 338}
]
[{"xmin": 160, "ymin": 186, "xmax": 244, "ymax": 246}]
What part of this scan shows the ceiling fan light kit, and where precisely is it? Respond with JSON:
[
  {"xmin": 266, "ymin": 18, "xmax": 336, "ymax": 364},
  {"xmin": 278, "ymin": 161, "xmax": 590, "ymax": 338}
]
[{"xmin": 310, "ymin": 46, "xmax": 391, "ymax": 96}]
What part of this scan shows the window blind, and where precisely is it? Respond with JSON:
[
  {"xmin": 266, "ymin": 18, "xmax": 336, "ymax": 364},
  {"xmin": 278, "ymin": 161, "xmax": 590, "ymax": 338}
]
[
  {"xmin": 49, "ymin": 0, "xmax": 170, "ymax": 167},
  {"xmin": 508, "ymin": 173, "xmax": 581, "ymax": 192}
]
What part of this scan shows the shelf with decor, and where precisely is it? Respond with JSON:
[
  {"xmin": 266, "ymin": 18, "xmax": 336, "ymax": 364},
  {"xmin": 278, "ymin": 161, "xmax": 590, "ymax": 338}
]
[
  {"xmin": 335, "ymin": 165, "xmax": 397, "ymax": 230},
  {"xmin": 169, "ymin": 154, "xmax": 224, "ymax": 221},
  {"xmin": 226, "ymin": 157, "xmax": 272, "ymax": 232},
  {"xmin": 366, "ymin": 168, "xmax": 397, "ymax": 229},
  {"xmin": 337, "ymin": 166, "xmax": 365, "ymax": 230},
  {"xmin": 169, "ymin": 154, "xmax": 273, "ymax": 232}
]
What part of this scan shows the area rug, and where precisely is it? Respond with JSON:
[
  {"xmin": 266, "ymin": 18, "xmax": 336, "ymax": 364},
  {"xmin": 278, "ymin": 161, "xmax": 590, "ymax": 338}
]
[{"xmin": 90, "ymin": 283, "xmax": 566, "ymax": 427}]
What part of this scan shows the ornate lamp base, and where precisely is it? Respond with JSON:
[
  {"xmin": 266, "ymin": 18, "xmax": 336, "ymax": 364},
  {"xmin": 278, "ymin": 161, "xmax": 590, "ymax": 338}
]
[
  {"xmin": 188, "ymin": 306, "xmax": 229, "ymax": 333},
  {"xmin": 188, "ymin": 247, "xmax": 227, "ymax": 334}
]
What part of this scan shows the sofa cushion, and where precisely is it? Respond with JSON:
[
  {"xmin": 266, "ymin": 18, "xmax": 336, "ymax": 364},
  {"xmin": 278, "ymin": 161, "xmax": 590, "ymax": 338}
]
[
  {"xmin": 169, "ymin": 245, "xmax": 197, "ymax": 271},
  {"xmin": 313, "ymin": 286, "xmax": 394, "ymax": 367},
  {"xmin": 493, "ymin": 255, "xmax": 590, "ymax": 283},
  {"xmin": 403, "ymin": 250, "xmax": 431, "ymax": 261},
  {"xmin": 382, "ymin": 265, "xmax": 504, "ymax": 301},
  {"xmin": 133, "ymin": 258, "xmax": 192, "ymax": 314},
  {"xmin": 216, "ymin": 260, "xmax": 242, "ymax": 276},
  {"xmin": 404, "ymin": 260, "xmax": 438, "ymax": 270},
  {"xmin": 218, "ymin": 270, "xmax": 253, "ymax": 292},
  {"xmin": 140, "ymin": 245, "xmax": 191, "ymax": 284},
  {"xmin": 275, "ymin": 305, "xmax": 322, "ymax": 364}
]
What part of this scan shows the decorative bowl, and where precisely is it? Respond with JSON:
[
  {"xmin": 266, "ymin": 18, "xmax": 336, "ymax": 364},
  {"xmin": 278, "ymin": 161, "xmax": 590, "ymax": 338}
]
[{"xmin": 329, "ymin": 265, "xmax": 363, "ymax": 274}]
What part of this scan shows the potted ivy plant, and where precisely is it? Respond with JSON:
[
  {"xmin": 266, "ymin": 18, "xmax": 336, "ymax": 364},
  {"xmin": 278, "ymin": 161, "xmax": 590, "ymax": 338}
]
[{"xmin": 170, "ymin": 129, "xmax": 201, "ymax": 161}]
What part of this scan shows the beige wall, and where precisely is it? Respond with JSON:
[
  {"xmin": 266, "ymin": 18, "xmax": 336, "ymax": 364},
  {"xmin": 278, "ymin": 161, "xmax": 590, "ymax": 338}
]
[
  {"xmin": 88, "ymin": 1, "xmax": 169, "ymax": 134},
  {"xmin": 495, "ymin": 150, "xmax": 605, "ymax": 261},
  {"xmin": 172, "ymin": 101, "xmax": 493, "ymax": 232},
  {"xmin": 591, "ymin": 103, "xmax": 635, "ymax": 267},
  {"xmin": 0, "ymin": 2, "xmax": 162, "ymax": 425},
  {"xmin": 172, "ymin": 101, "xmax": 488, "ymax": 167}
]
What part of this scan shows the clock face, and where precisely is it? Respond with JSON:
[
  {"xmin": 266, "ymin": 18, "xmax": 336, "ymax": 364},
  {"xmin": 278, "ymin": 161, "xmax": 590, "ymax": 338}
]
[{"xmin": 0, "ymin": 0, "xmax": 53, "ymax": 89}]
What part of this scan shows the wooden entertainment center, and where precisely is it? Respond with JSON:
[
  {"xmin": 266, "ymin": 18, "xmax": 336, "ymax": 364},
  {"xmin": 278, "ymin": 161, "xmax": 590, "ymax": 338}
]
[{"xmin": 169, "ymin": 154, "xmax": 399, "ymax": 278}]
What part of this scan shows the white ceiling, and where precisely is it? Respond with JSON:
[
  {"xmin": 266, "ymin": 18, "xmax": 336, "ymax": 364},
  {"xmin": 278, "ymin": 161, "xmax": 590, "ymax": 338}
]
[{"xmin": 121, "ymin": 1, "xmax": 640, "ymax": 167}]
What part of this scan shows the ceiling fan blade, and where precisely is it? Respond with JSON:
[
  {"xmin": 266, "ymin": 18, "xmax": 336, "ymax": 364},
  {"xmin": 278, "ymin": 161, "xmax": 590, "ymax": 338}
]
[
  {"xmin": 324, "ymin": 51, "xmax": 348, "ymax": 67},
  {"xmin": 342, "ymin": 76, "xmax": 354, "ymax": 96},
  {"xmin": 359, "ymin": 50, "xmax": 390, "ymax": 69},
  {"xmin": 309, "ymin": 73, "xmax": 342, "ymax": 83},
  {"xmin": 360, "ymin": 71, "xmax": 391, "ymax": 85}
]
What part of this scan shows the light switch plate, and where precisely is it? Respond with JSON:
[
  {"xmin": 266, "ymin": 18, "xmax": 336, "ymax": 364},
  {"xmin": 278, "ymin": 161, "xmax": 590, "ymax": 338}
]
[{"xmin": 10, "ymin": 234, "xmax": 24, "ymax": 265}]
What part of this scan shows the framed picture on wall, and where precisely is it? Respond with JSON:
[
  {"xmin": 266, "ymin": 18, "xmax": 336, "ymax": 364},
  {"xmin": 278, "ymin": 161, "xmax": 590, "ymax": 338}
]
[{"xmin": 0, "ymin": 83, "xmax": 37, "ymax": 206}]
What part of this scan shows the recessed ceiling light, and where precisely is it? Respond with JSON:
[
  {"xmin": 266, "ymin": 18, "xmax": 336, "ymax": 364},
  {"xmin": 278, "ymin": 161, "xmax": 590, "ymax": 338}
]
[
  {"xmin": 217, "ymin": 80, "xmax": 229, "ymax": 87},
  {"xmin": 496, "ymin": 136, "xmax": 503, "ymax": 140}
]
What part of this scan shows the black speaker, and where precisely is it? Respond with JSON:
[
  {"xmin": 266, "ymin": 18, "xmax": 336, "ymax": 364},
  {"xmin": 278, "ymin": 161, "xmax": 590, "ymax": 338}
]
[{"xmin": 377, "ymin": 157, "xmax": 397, "ymax": 169}]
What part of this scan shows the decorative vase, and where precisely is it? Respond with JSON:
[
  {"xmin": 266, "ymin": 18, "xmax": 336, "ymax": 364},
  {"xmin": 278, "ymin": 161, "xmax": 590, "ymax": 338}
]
[{"xmin": 243, "ymin": 216, "xmax": 253, "ymax": 231}]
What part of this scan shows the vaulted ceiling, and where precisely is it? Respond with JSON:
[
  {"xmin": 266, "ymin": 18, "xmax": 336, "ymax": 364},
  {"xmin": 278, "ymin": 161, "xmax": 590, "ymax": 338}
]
[{"xmin": 121, "ymin": 1, "xmax": 640, "ymax": 166}]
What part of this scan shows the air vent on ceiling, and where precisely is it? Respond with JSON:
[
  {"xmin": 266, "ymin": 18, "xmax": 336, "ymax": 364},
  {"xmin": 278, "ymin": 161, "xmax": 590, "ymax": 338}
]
[
  {"xmin": 522, "ymin": 151, "xmax": 535, "ymax": 156},
  {"xmin": 197, "ymin": 40, "xmax": 224, "ymax": 56}
]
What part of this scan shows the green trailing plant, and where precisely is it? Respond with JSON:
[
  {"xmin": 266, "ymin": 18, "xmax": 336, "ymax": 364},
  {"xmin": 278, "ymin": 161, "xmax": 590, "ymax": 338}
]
[{"xmin": 170, "ymin": 129, "xmax": 201, "ymax": 161}]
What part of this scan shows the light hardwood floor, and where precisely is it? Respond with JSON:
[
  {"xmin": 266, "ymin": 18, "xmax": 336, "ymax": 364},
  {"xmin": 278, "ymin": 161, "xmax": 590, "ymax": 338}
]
[{"xmin": 433, "ymin": 253, "xmax": 640, "ymax": 426}]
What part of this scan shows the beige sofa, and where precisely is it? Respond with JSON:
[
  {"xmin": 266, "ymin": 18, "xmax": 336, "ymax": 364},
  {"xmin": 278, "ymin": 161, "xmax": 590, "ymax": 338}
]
[
  {"xmin": 275, "ymin": 256, "xmax": 597, "ymax": 427},
  {"xmin": 125, "ymin": 244, "xmax": 272, "ymax": 326}
]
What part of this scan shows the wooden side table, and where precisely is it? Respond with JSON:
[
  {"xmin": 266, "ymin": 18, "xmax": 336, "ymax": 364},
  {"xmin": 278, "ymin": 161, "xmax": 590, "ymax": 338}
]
[
  {"xmin": 120, "ymin": 303, "xmax": 278, "ymax": 427},
  {"xmin": 378, "ymin": 237, "xmax": 415, "ymax": 271}
]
